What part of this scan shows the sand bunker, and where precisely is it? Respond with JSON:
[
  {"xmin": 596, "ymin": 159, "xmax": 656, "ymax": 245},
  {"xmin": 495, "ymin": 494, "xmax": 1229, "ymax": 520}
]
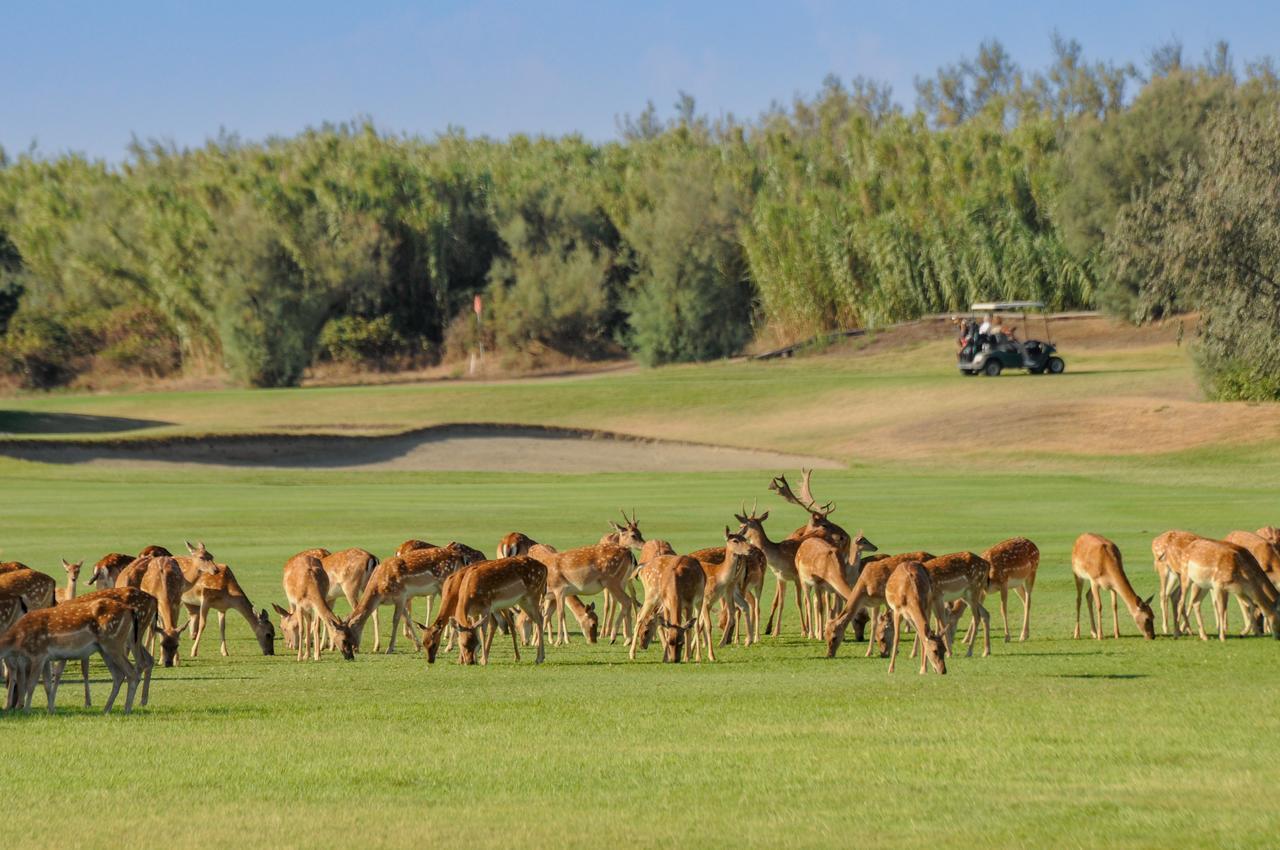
[{"xmin": 0, "ymin": 423, "xmax": 840, "ymax": 473}]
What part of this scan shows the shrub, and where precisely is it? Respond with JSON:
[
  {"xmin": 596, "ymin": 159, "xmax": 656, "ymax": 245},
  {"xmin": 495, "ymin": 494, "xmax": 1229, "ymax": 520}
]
[
  {"xmin": 0, "ymin": 311, "xmax": 79, "ymax": 389},
  {"xmin": 74, "ymin": 305, "xmax": 182, "ymax": 376},
  {"xmin": 319, "ymin": 315, "xmax": 410, "ymax": 370}
]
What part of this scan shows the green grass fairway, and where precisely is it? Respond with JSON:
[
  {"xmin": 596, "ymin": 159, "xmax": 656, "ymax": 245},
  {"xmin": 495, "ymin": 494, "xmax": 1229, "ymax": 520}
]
[{"xmin": 2, "ymin": 459, "xmax": 1279, "ymax": 848}]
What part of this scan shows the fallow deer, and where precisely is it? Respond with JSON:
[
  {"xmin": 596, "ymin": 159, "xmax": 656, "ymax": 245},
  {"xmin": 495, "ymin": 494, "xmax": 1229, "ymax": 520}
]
[
  {"xmin": 1179, "ymin": 538, "xmax": 1280, "ymax": 641},
  {"xmin": 695, "ymin": 542, "xmax": 767, "ymax": 646},
  {"xmin": 1, "ymin": 597, "xmax": 140, "ymax": 714},
  {"xmin": 58, "ymin": 586, "xmax": 158, "ymax": 708},
  {"xmin": 1071, "ymin": 533, "xmax": 1155, "ymax": 640},
  {"xmin": 793, "ymin": 530, "xmax": 878, "ymax": 639},
  {"xmin": 921, "ymin": 552, "xmax": 992, "ymax": 657},
  {"xmin": 421, "ymin": 556, "xmax": 547, "ymax": 665},
  {"xmin": 824, "ymin": 551, "xmax": 934, "ymax": 658},
  {"xmin": 654, "ymin": 555, "xmax": 706, "ymax": 663},
  {"xmin": 54, "ymin": 559, "xmax": 82, "ymax": 604},
  {"xmin": 118, "ymin": 556, "xmax": 200, "ymax": 667},
  {"xmin": 0, "ymin": 561, "xmax": 29, "ymax": 574},
  {"xmin": 286, "ymin": 547, "xmax": 382, "ymax": 648},
  {"xmin": 1257, "ymin": 526, "xmax": 1279, "ymax": 547},
  {"xmin": 274, "ymin": 555, "xmax": 356, "ymax": 661},
  {"xmin": 734, "ymin": 509, "xmax": 809, "ymax": 638},
  {"xmin": 884, "ymin": 561, "xmax": 947, "ymax": 675},
  {"xmin": 981, "ymin": 537, "xmax": 1039, "ymax": 642},
  {"xmin": 89, "ymin": 553, "xmax": 136, "ymax": 590},
  {"xmin": 0, "ymin": 568, "xmax": 57, "ymax": 612},
  {"xmin": 629, "ymin": 539, "xmax": 677, "ymax": 656},
  {"xmin": 183, "ymin": 562, "xmax": 275, "ymax": 657},
  {"xmin": 344, "ymin": 543, "xmax": 479, "ymax": 653},
  {"xmin": 689, "ymin": 529, "xmax": 756, "ymax": 660},
  {"xmin": 501, "ymin": 532, "xmax": 634, "ymax": 646},
  {"xmin": 1224, "ymin": 530, "xmax": 1280, "ymax": 589},
  {"xmin": 1152, "ymin": 530, "xmax": 1201, "ymax": 635},
  {"xmin": 598, "ymin": 510, "xmax": 646, "ymax": 639}
]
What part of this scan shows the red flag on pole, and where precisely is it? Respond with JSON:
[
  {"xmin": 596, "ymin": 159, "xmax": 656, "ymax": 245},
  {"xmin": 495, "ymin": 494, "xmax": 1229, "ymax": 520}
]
[{"xmin": 473, "ymin": 294, "xmax": 483, "ymax": 316}]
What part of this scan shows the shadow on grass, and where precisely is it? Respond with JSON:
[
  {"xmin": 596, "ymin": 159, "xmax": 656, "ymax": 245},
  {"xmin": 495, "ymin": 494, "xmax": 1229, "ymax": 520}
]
[
  {"xmin": 1054, "ymin": 673, "xmax": 1147, "ymax": 680},
  {"xmin": 0, "ymin": 411, "xmax": 172, "ymax": 435}
]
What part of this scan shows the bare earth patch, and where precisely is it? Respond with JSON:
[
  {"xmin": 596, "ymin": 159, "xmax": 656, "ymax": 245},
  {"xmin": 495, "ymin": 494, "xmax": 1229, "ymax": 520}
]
[{"xmin": 0, "ymin": 424, "xmax": 840, "ymax": 473}]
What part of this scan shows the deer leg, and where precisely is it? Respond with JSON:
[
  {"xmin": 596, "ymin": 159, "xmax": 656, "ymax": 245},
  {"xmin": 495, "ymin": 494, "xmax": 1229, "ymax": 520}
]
[
  {"xmin": 505, "ymin": 611, "xmax": 521, "ymax": 662},
  {"xmin": 764, "ymin": 579, "xmax": 782, "ymax": 636},
  {"xmin": 386, "ymin": 602, "xmax": 404, "ymax": 654},
  {"xmin": 1110, "ymin": 589, "xmax": 1120, "ymax": 638},
  {"xmin": 80, "ymin": 657, "xmax": 91, "ymax": 707},
  {"xmin": 217, "ymin": 610, "xmax": 229, "ymax": 656},
  {"xmin": 1213, "ymin": 587, "xmax": 1228, "ymax": 642},
  {"xmin": 999, "ymin": 587, "xmax": 1011, "ymax": 643},
  {"xmin": 793, "ymin": 579, "xmax": 808, "ymax": 637},
  {"xmin": 190, "ymin": 599, "xmax": 211, "ymax": 658},
  {"xmin": 975, "ymin": 594, "xmax": 991, "ymax": 657},
  {"xmin": 887, "ymin": 610, "xmax": 902, "ymax": 674},
  {"xmin": 701, "ymin": 599, "xmax": 717, "ymax": 662},
  {"xmin": 1018, "ymin": 584, "xmax": 1032, "ymax": 641},
  {"xmin": 1235, "ymin": 596, "xmax": 1256, "ymax": 636},
  {"xmin": 630, "ymin": 593, "xmax": 660, "ymax": 660},
  {"xmin": 371, "ymin": 606, "xmax": 382, "ymax": 653},
  {"xmin": 402, "ymin": 599, "xmax": 414, "ymax": 640},
  {"xmin": 480, "ymin": 617, "xmax": 495, "ymax": 665},
  {"xmin": 187, "ymin": 605, "xmax": 199, "ymax": 640},
  {"xmin": 1073, "ymin": 576, "xmax": 1084, "ymax": 639}
]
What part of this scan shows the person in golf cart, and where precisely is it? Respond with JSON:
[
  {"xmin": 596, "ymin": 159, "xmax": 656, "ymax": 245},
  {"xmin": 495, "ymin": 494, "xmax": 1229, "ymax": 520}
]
[{"xmin": 956, "ymin": 301, "xmax": 1065, "ymax": 376}]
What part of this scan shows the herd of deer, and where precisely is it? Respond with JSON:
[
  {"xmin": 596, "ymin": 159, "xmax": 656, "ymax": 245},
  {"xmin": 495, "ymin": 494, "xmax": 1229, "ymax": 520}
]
[{"xmin": 2, "ymin": 470, "xmax": 1277, "ymax": 716}]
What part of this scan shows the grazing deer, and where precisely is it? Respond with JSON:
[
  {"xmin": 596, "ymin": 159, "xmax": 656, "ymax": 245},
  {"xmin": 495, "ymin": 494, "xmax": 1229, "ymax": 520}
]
[
  {"xmin": 58, "ymin": 586, "xmax": 158, "ymax": 709},
  {"xmin": 1, "ymin": 597, "xmax": 140, "ymax": 714},
  {"xmin": 89, "ymin": 553, "xmax": 136, "ymax": 590},
  {"xmin": 1179, "ymin": 538, "xmax": 1280, "ymax": 641},
  {"xmin": 421, "ymin": 556, "xmax": 548, "ymax": 665},
  {"xmin": 1152, "ymin": 530, "xmax": 1200, "ymax": 635},
  {"xmin": 501, "ymin": 532, "xmax": 632, "ymax": 646},
  {"xmin": 119, "ymin": 556, "xmax": 201, "ymax": 667},
  {"xmin": 1071, "ymin": 533, "xmax": 1155, "ymax": 640},
  {"xmin": 344, "ymin": 544, "xmax": 478, "ymax": 653},
  {"xmin": 1257, "ymin": 526, "xmax": 1279, "ymax": 547},
  {"xmin": 884, "ymin": 561, "xmax": 947, "ymax": 675},
  {"xmin": 0, "ymin": 568, "xmax": 57, "ymax": 612},
  {"xmin": 793, "ymin": 531, "xmax": 878, "ymax": 639},
  {"xmin": 182, "ymin": 562, "xmax": 275, "ymax": 657},
  {"xmin": 921, "ymin": 552, "xmax": 992, "ymax": 657},
  {"xmin": 980, "ymin": 537, "xmax": 1039, "ymax": 642},
  {"xmin": 654, "ymin": 555, "xmax": 706, "ymax": 663},
  {"xmin": 54, "ymin": 559, "xmax": 83, "ymax": 604},
  {"xmin": 824, "ymin": 551, "xmax": 934, "ymax": 658},
  {"xmin": 1224, "ymin": 530, "xmax": 1280, "ymax": 589},
  {"xmin": 289, "ymin": 547, "xmax": 382, "ymax": 648},
  {"xmin": 275, "ymin": 555, "xmax": 356, "ymax": 661},
  {"xmin": 629, "ymin": 540, "xmax": 678, "ymax": 656}
]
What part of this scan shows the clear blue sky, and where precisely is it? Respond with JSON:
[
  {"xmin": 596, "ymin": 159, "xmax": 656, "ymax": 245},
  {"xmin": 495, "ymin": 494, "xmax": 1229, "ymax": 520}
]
[{"xmin": 4, "ymin": 1, "xmax": 1276, "ymax": 161}]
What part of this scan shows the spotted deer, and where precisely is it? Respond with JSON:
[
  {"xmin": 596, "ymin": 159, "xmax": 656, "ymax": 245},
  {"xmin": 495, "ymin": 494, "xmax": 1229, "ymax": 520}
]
[
  {"xmin": 57, "ymin": 586, "xmax": 158, "ymax": 709},
  {"xmin": 734, "ymin": 509, "xmax": 808, "ymax": 638},
  {"xmin": 1178, "ymin": 538, "xmax": 1280, "ymax": 641},
  {"xmin": 884, "ymin": 561, "xmax": 947, "ymax": 675},
  {"xmin": 980, "ymin": 537, "xmax": 1039, "ymax": 642},
  {"xmin": 344, "ymin": 543, "xmax": 479, "ymax": 653},
  {"xmin": 182, "ymin": 562, "xmax": 275, "ymax": 657},
  {"xmin": 500, "ymin": 532, "xmax": 632, "ymax": 646},
  {"xmin": 598, "ymin": 511, "xmax": 646, "ymax": 639},
  {"xmin": 1072, "ymin": 533, "xmax": 1155, "ymax": 640},
  {"xmin": 53, "ymin": 560, "xmax": 83, "ymax": 604},
  {"xmin": 420, "ymin": 556, "xmax": 548, "ymax": 665},
  {"xmin": 695, "ymin": 542, "xmax": 767, "ymax": 646},
  {"xmin": 0, "ymin": 568, "xmax": 57, "ymax": 613},
  {"xmin": 629, "ymin": 539, "xmax": 678, "ymax": 656},
  {"xmin": 688, "ymin": 529, "xmax": 756, "ymax": 660},
  {"xmin": 654, "ymin": 555, "xmax": 706, "ymax": 663},
  {"xmin": 824, "ymin": 551, "xmax": 935, "ymax": 658},
  {"xmin": 1, "ymin": 597, "xmax": 140, "ymax": 714},
  {"xmin": 921, "ymin": 552, "xmax": 992, "ymax": 657}
]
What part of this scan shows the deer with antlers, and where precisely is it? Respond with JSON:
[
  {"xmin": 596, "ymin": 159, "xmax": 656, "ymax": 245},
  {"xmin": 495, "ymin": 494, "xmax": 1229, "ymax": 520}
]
[
  {"xmin": 420, "ymin": 556, "xmax": 548, "ymax": 665},
  {"xmin": 597, "ymin": 510, "xmax": 646, "ymax": 640},
  {"xmin": 1072, "ymin": 533, "xmax": 1156, "ymax": 640},
  {"xmin": 1, "ymin": 596, "xmax": 141, "ymax": 714}
]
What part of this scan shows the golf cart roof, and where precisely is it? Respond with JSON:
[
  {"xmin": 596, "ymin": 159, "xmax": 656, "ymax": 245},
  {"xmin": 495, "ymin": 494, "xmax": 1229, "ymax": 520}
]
[{"xmin": 970, "ymin": 301, "xmax": 1045, "ymax": 312}]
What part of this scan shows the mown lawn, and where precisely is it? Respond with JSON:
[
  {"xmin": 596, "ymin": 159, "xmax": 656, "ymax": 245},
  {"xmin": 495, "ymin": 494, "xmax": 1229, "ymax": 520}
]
[{"xmin": 1, "ymin": 460, "xmax": 1278, "ymax": 848}]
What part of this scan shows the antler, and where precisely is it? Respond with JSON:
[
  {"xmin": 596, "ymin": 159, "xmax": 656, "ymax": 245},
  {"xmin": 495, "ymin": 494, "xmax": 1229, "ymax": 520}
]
[{"xmin": 769, "ymin": 469, "xmax": 834, "ymax": 517}]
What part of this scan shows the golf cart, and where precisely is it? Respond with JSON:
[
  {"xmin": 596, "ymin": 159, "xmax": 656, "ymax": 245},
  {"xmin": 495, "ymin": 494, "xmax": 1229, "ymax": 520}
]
[{"xmin": 956, "ymin": 301, "xmax": 1065, "ymax": 376}]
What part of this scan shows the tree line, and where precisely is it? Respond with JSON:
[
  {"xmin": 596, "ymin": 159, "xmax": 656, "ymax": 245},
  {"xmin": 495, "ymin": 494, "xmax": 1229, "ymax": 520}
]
[{"xmin": 1, "ymin": 35, "xmax": 1278, "ymax": 399}]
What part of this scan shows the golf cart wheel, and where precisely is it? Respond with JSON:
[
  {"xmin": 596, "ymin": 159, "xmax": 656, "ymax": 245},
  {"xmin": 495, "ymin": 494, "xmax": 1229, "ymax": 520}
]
[
  {"xmin": 1047, "ymin": 356, "xmax": 1065, "ymax": 374},
  {"xmin": 983, "ymin": 359, "xmax": 1003, "ymax": 377}
]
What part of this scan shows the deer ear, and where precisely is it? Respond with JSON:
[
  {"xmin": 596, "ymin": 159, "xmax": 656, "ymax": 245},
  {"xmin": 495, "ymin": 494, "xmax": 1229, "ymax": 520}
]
[
  {"xmin": 271, "ymin": 603, "xmax": 290, "ymax": 617},
  {"xmin": 413, "ymin": 621, "xmax": 428, "ymax": 630},
  {"xmin": 682, "ymin": 617, "xmax": 697, "ymax": 631},
  {"xmin": 724, "ymin": 525, "xmax": 732, "ymax": 539},
  {"xmin": 185, "ymin": 540, "xmax": 197, "ymax": 553},
  {"xmin": 1143, "ymin": 594, "xmax": 1154, "ymax": 607},
  {"xmin": 733, "ymin": 513, "xmax": 747, "ymax": 524},
  {"xmin": 760, "ymin": 510, "xmax": 769, "ymax": 522},
  {"xmin": 259, "ymin": 609, "xmax": 270, "ymax": 622}
]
